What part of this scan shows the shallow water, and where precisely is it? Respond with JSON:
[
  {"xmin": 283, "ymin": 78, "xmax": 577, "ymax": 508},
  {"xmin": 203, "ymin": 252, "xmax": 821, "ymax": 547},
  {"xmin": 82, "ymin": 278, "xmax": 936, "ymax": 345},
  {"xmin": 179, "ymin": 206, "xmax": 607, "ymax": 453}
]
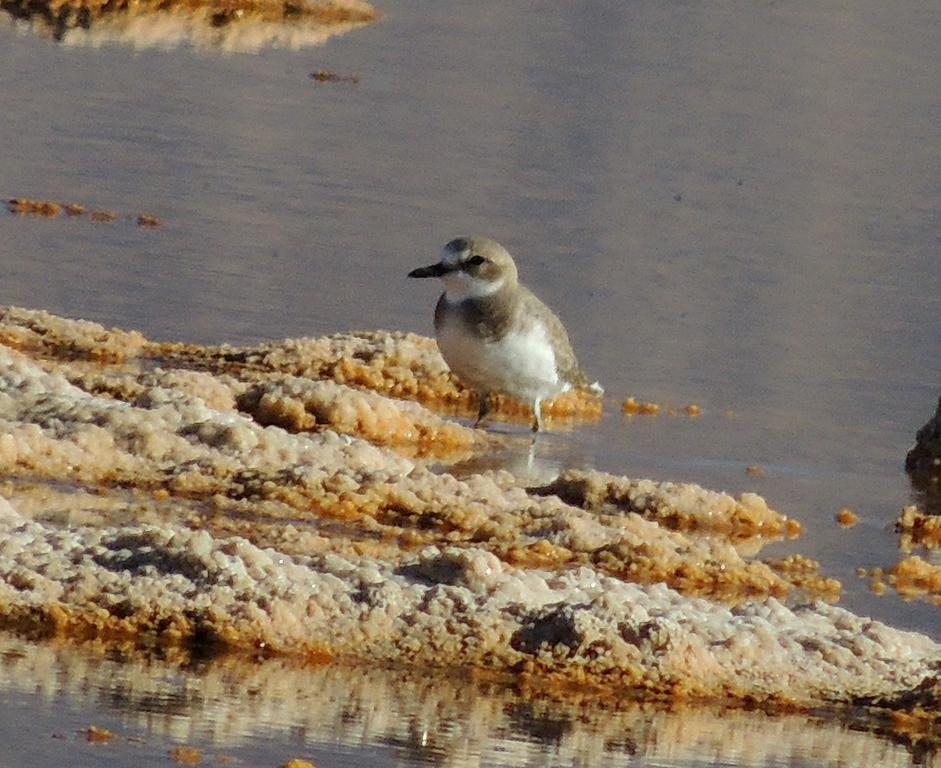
[
  {"xmin": 1, "ymin": 0, "xmax": 940, "ymax": 765},
  {"xmin": 0, "ymin": 633, "xmax": 927, "ymax": 768}
]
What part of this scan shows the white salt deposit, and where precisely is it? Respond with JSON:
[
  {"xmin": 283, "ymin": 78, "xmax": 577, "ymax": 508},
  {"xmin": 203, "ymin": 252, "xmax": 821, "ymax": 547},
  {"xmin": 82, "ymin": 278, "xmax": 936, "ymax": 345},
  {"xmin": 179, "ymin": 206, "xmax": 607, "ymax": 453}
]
[{"xmin": 0, "ymin": 304, "xmax": 938, "ymax": 716}]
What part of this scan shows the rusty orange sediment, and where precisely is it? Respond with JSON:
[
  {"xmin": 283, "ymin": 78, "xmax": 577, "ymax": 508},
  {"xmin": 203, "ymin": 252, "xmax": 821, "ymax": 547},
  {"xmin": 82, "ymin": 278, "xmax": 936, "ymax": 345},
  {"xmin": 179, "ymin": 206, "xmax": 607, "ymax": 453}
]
[
  {"xmin": 866, "ymin": 555, "xmax": 941, "ymax": 607},
  {"xmin": 897, "ymin": 504, "xmax": 941, "ymax": 550}
]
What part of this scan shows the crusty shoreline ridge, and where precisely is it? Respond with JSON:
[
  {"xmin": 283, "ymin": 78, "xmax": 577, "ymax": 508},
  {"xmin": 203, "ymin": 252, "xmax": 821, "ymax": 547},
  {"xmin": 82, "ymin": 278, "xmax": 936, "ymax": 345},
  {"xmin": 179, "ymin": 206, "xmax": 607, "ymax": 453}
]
[
  {"xmin": 1, "ymin": 0, "xmax": 378, "ymax": 51},
  {"xmin": 0, "ymin": 304, "xmax": 938, "ymax": 722}
]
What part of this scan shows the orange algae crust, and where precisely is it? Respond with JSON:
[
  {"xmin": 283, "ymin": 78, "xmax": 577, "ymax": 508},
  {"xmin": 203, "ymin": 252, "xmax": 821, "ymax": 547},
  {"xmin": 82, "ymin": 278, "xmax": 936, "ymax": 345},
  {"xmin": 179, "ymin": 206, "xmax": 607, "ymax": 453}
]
[
  {"xmin": 7, "ymin": 200, "xmax": 162, "ymax": 226},
  {"xmin": 0, "ymin": 304, "xmax": 940, "ymax": 714},
  {"xmin": 620, "ymin": 398, "xmax": 702, "ymax": 418},
  {"xmin": 7, "ymin": 198, "xmax": 61, "ymax": 216},
  {"xmin": 136, "ymin": 214, "xmax": 162, "ymax": 227},
  {"xmin": 310, "ymin": 69, "xmax": 359, "ymax": 84},
  {"xmin": 836, "ymin": 508, "xmax": 858, "ymax": 528},
  {"xmin": 764, "ymin": 555, "xmax": 841, "ymax": 603},
  {"xmin": 888, "ymin": 707, "xmax": 941, "ymax": 750},
  {"xmin": 487, "ymin": 388, "xmax": 602, "ymax": 429},
  {"xmin": 82, "ymin": 725, "xmax": 116, "ymax": 743},
  {"xmin": 170, "ymin": 746, "xmax": 202, "ymax": 765},
  {"xmin": 869, "ymin": 556, "xmax": 941, "ymax": 607},
  {"xmin": 622, "ymin": 397, "xmax": 661, "ymax": 415},
  {"xmin": 897, "ymin": 505, "xmax": 941, "ymax": 551}
]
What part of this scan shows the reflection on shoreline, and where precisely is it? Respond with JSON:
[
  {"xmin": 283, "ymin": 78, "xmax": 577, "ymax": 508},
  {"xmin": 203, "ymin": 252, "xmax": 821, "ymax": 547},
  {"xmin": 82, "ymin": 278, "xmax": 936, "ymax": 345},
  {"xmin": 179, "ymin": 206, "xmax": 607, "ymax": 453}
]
[
  {"xmin": 439, "ymin": 431, "xmax": 594, "ymax": 487},
  {"xmin": 0, "ymin": 0, "xmax": 376, "ymax": 51},
  {"xmin": 0, "ymin": 632, "xmax": 928, "ymax": 768}
]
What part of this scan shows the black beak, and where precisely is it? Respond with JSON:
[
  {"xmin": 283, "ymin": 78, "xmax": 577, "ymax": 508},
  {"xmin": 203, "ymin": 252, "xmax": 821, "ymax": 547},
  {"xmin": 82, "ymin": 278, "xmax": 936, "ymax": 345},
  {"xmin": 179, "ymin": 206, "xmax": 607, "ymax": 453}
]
[{"xmin": 408, "ymin": 262, "xmax": 449, "ymax": 279}]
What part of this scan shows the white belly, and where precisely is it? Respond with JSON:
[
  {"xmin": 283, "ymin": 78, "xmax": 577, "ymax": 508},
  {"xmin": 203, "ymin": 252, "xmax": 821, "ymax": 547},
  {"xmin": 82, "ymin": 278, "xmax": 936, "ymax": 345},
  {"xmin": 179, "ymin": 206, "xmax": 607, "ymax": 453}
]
[{"xmin": 436, "ymin": 317, "xmax": 567, "ymax": 404}]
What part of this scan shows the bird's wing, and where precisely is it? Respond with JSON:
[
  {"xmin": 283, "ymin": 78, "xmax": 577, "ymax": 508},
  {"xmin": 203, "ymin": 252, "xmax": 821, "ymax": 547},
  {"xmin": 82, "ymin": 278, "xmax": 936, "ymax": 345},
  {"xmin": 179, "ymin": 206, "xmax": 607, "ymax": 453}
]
[{"xmin": 517, "ymin": 287, "xmax": 590, "ymax": 389}]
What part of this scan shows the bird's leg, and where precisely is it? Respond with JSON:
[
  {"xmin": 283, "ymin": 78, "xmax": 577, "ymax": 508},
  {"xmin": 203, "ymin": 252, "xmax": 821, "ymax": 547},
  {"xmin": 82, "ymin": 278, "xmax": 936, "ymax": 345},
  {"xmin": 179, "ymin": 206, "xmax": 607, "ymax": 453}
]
[
  {"xmin": 531, "ymin": 398, "xmax": 544, "ymax": 432},
  {"xmin": 473, "ymin": 392, "xmax": 491, "ymax": 428}
]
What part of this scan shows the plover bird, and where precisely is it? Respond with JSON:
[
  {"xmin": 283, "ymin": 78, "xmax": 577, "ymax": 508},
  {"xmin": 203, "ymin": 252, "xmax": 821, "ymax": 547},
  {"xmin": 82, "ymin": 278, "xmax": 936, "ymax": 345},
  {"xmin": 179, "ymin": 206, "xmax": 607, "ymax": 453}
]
[{"xmin": 408, "ymin": 236, "xmax": 600, "ymax": 431}]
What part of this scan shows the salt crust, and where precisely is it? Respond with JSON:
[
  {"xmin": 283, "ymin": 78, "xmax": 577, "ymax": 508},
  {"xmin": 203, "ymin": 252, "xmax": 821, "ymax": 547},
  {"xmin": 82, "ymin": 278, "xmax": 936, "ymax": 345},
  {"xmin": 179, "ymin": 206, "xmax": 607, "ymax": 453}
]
[
  {"xmin": 0, "ymin": 344, "xmax": 412, "ymax": 486},
  {"xmin": 534, "ymin": 469, "xmax": 793, "ymax": 539},
  {"xmin": 157, "ymin": 331, "xmax": 602, "ymax": 428},
  {"xmin": 237, "ymin": 376, "xmax": 485, "ymax": 456},
  {"xmin": 0, "ymin": 305, "xmax": 939, "ymax": 713},
  {"xmin": 0, "ymin": 503, "xmax": 937, "ymax": 708},
  {"xmin": 0, "ymin": 341, "xmax": 806, "ymax": 602},
  {"xmin": 0, "ymin": 306, "xmax": 147, "ymax": 361},
  {"xmin": 0, "ymin": 634, "xmax": 925, "ymax": 767},
  {"xmin": 1, "ymin": 0, "xmax": 377, "ymax": 52}
]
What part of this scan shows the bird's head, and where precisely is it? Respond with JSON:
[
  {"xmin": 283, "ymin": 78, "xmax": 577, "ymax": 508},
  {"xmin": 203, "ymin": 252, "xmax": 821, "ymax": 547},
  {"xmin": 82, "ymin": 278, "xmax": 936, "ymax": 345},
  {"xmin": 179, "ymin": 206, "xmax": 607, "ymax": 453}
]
[{"xmin": 408, "ymin": 237, "xmax": 518, "ymax": 299}]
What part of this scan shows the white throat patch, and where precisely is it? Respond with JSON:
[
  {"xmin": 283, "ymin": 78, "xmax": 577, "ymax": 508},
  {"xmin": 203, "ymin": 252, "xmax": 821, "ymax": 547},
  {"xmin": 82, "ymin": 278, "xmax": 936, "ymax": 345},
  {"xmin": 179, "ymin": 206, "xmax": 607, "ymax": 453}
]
[{"xmin": 442, "ymin": 271, "xmax": 504, "ymax": 300}]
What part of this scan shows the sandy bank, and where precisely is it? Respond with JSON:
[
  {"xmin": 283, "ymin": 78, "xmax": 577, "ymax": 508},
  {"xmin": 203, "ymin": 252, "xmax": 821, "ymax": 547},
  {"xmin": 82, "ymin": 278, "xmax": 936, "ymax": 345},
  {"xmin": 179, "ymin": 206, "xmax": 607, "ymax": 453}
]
[{"xmin": 0, "ymin": 304, "xmax": 938, "ymax": 720}]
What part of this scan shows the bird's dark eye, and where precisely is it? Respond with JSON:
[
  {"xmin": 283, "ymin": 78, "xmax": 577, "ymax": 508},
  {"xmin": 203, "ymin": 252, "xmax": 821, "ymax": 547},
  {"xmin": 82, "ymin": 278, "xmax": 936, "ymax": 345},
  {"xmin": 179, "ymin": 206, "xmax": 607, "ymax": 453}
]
[{"xmin": 465, "ymin": 254, "xmax": 486, "ymax": 267}]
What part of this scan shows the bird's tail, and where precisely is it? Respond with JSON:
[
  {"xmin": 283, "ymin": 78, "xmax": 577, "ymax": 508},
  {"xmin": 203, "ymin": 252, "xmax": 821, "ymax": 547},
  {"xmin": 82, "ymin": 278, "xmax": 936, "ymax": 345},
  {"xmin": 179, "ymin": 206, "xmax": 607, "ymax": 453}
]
[{"xmin": 574, "ymin": 369, "xmax": 604, "ymax": 396}]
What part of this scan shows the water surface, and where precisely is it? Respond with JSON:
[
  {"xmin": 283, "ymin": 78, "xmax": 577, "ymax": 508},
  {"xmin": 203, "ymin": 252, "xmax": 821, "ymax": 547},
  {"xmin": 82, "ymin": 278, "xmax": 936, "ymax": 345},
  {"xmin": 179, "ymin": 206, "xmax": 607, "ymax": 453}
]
[
  {"xmin": 0, "ymin": 633, "xmax": 927, "ymax": 768},
  {"xmin": 1, "ymin": 1, "xmax": 940, "ymax": 765}
]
